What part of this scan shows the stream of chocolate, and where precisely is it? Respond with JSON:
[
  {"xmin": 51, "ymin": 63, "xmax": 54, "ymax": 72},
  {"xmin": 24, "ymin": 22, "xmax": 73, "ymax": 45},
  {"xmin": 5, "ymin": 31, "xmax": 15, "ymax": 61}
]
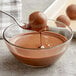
[{"xmin": 38, "ymin": 32, "xmax": 43, "ymax": 48}]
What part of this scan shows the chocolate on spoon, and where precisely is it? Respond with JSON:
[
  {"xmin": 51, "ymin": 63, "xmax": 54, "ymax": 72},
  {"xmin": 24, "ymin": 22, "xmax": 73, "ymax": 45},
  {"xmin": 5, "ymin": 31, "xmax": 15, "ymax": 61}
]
[
  {"xmin": 0, "ymin": 10, "xmax": 49, "ymax": 32},
  {"xmin": 29, "ymin": 11, "xmax": 48, "ymax": 31},
  {"xmin": 22, "ymin": 11, "xmax": 49, "ymax": 32}
]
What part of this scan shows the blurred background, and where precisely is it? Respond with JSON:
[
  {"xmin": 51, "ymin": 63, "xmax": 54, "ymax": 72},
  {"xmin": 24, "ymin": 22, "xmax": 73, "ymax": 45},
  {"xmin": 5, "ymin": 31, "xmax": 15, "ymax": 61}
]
[{"xmin": 22, "ymin": 0, "xmax": 54, "ymax": 21}]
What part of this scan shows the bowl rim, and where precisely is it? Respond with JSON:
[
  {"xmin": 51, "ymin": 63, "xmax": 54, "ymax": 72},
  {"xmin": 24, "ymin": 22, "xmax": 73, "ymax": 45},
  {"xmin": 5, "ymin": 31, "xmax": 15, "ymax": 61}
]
[{"xmin": 3, "ymin": 20, "xmax": 73, "ymax": 50}]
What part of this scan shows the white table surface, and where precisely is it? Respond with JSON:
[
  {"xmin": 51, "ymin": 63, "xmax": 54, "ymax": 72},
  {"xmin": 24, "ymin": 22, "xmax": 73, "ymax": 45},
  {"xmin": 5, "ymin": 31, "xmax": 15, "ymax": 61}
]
[{"xmin": 0, "ymin": 0, "xmax": 76, "ymax": 76}]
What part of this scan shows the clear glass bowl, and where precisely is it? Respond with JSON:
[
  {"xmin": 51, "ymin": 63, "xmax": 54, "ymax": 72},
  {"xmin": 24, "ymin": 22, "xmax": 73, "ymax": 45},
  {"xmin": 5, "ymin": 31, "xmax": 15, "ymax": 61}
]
[{"xmin": 3, "ymin": 20, "xmax": 73, "ymax": 67}]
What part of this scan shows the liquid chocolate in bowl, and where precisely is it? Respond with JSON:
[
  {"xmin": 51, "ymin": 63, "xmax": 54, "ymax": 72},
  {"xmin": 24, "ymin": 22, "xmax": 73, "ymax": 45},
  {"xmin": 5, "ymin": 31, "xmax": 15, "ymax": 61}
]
[{"xmin": 6, "ymin": 31, "xmax": 67, "ymax": 67}]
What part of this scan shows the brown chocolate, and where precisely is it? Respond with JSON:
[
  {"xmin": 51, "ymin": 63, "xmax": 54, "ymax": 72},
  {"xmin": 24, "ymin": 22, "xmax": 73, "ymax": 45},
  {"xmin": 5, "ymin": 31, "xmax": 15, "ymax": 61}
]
[
  {"xmin": 20, "ymin": 11, "xmax": 49, "ymax": 32},
  {"xmin": 7, "ymin": 31, "xmax": 67, "ymax": 66},
  {"xmin": 56, "ymin": 15, "xmax": 70, "ymax": 27},
  {"xmin": 29, "ymin": 11, "xmax": 48, "ymax": 32},
  {"xmin": 66, "ymin": 4, "xmax": 76, "ymax": 20}
]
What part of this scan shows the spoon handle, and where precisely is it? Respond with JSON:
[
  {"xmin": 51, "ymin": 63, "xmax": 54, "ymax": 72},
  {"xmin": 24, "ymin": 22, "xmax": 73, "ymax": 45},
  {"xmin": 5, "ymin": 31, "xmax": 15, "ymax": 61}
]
[
  {"xmin": 0, "ymin": 10, "xmax": 22, "ymax": 39},
  {"xmin": 0, "ymin": 10, "xmax": 20, "ymax": 26}
]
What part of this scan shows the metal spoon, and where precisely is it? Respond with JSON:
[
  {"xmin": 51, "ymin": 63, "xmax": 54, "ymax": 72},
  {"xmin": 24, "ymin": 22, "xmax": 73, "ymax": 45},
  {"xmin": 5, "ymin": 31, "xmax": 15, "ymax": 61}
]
[{"xmin": 0, "ymin": 10, "xmax": 24, "ymax": 28}]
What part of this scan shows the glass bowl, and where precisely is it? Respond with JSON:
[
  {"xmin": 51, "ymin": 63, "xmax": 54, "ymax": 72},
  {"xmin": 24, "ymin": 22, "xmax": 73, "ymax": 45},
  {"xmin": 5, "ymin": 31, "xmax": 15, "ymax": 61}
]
[{"xmin": 3, "ymin": 20, "xmax": 73, "ymax": 67}]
